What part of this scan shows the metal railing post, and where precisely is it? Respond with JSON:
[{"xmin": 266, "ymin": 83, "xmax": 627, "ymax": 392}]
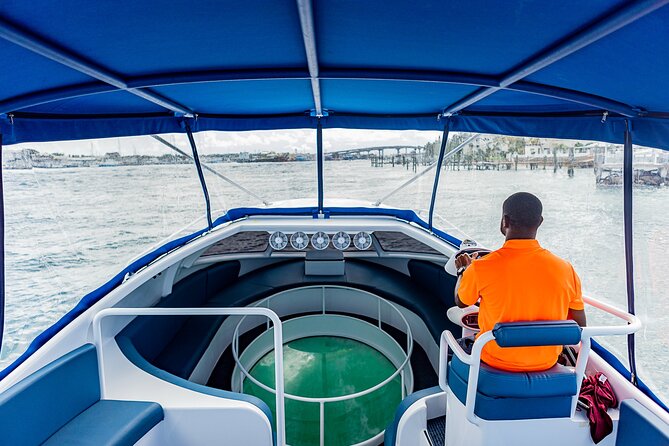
[
  {"xmin": 316, "ymin": 119, "xmax": 324, "ymax": 213},
  {"xmin": 93, "ymin": 307, "xmax": 286, "ymax": 445},
  {"xmin": 428, "ymin": 122, "xmax": 450, "ymax": 230},
  {"xmin": 623, "ymin": 120, "xmax": 639, "ymax": 385},
  {"xmin": 319, "ymin": 401, "xmax": 325, "ymax": 446},
  {"xmin": 184, "ymin": 122, "xmax": 213, "ymax": 230}
]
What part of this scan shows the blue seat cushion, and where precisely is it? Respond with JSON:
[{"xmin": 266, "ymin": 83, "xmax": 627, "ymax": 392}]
[
  {"xmin": 447, "ymin": 366, "xmax": 572, "ymax": 420},
  {"xmin": 42, "ymin": 400, "xmax": 164, "ymax": 446},
  {"xmin": 492, "ymin": 321, "xmax": 581, "ymax": 347},
  {"xmin": 616, "ymin": 399, "xmax": 669, "ymax": 446},
  {"xmin": 450, "ymin": 354, "xmax": 576, "ymax": 398}
]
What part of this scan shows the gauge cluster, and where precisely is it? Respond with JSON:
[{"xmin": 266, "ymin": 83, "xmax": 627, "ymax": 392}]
[{"xmin": 269, "ymin": 231, "xmax": 373, "ymax": 251}]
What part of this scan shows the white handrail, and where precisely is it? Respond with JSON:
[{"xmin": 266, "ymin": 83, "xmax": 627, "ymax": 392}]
[
  {"xmin": 230, "ymin": 286, "xmax": 413, "ymax": 446},
  {"xmin": 438, "ymin": 295, "xmax": 642, "ymax": 425},
  {"xmin": 231, "ymin": 286, "xmax": 413, "ymax": 404},
  {"xmin": 92, "ymin": 307, "xmax": 286, "ymax": 446}
]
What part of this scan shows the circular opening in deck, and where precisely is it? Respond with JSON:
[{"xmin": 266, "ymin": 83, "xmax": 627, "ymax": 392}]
[
  {"xmin": 245, "ymin": 336, "xmax": 401, "ymax": 445},
  {"xmin": 231, "ymin": 286, "xmax": 414, "ymax": 446}
]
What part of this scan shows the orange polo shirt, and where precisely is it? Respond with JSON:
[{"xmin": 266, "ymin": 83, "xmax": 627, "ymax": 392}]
[{"xmin": 458, "ymin": 239, "xmax": 583, "ymax": 372}]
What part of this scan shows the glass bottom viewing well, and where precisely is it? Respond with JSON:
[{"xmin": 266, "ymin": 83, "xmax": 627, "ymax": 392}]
[{"xmin": 243, "ymin": 336, "xmax": 402, "ymax": 446}]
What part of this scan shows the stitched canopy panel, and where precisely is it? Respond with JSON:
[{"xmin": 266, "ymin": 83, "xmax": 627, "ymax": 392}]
[{"xmin": 0, "ymin": 0, "xmax": 668, "ymax": 146}]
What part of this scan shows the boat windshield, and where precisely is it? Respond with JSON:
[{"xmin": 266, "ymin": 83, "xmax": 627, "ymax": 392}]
[
  {"xmin": 1, "ymin": 129, "xmax": 666, "ymax": 403},
  {"xmin": 189, "ymin": 130, "xmax": 317, "ymax": 213},
  {"xmin": 1, "ymin": 134, "xmax": 208, "ymax": 367},
  {"xmin": 433, "ymin": 134, "xmax": 668, "ymax": 401},
  {"xmin": 322, "ymin": 129, "xmax": 442, "ymax": 216}
]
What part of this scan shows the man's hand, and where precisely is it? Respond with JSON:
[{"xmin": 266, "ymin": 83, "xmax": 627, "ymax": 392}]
[{"xmin": 454, "ymin": 252, "xmax": 479, "ymax": 271}]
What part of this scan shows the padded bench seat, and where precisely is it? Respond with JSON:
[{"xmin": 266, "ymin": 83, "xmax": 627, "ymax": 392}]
[
  {"xmin": 0, "ymin": 344, "xmax": 164, "ymax": 446},
  {"xmin": 119, "ymin": 261, "xmax": 240, "ymax": 379},
  {"xmin": 448, "ymin": 354, "xmax": 576, "ymax": 420},
  {"xmin": 616, "ymin": 399, "xmax": 669, "ymax": 446},
  {"xmin": 43, "ymin": 400, "xmax": 163, "ymax": 446}
]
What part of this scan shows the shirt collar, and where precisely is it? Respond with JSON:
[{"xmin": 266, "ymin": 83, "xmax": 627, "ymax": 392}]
[{"xmin": 502, "ymin": 239, "xmax": 541, "ymax": 249}]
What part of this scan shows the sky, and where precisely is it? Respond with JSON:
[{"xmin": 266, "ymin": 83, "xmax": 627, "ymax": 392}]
[{"xmin": 8, "ymin": 129, "xmax": 442, "ymax": 156}]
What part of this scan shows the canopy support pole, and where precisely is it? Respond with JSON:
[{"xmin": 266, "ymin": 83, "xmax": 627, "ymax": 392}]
[
  {"xmin": 428, "ymin": 121, "xmax": 450, "ymax": 230},
  {"xmin": 296, "ymin": 0, "xmax": 323, "ymax": 116},
  {"xmin": 0, "ymin": 133, "xmax": 4, "ymax": 350},
  {"xmin": 317, "ymin": 119, "xmax": 324, "ymax": 213},
  {"xmin": 442, "ymin": 0, "xmax": 668, "ymax": 116},
  {"xmin": 184, "ymin": 123, "xmax": 213, "ymax": 230},
  {"xmin": 623, "ymin": 120, "xmax": 638, "ymax": 385}
]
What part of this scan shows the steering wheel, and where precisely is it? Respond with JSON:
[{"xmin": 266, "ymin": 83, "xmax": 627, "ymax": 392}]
[{"xmin": 444, "ymin": 247, "xmax": 492, "ymax": 276}]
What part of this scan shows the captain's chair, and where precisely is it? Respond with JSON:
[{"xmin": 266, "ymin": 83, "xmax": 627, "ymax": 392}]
[{"xmin": 439, "ymin": 320, "xmax": 583, "ymax": 424}]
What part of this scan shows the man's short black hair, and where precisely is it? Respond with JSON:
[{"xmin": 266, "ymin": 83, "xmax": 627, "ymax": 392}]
[{"xmin": 503, "ymin": 192, "xmax": 543, "ymax": 229}]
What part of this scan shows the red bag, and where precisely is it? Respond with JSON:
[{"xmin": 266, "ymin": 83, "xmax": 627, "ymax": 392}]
[{"xmin": 578, "ymin": 372, "xmax": 618, "ymax": 443}]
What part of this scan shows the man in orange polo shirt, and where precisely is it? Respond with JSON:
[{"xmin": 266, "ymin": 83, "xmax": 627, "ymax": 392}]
[{"xmin": 454, "ymin": 192, "xmax": 586, "ymax": 372}]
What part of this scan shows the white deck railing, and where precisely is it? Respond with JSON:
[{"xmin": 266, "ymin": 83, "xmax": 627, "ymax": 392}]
[
  {"xmin": 231, "ymin": 286, "xmax": 414, "ymax": 446},
  {"xmin": 438, "ymin": 295, "xmax": 642, "ymax": 425},
  {"xmin": 93, "ymin": 307, "xmax": 286, "ymax": 445}
]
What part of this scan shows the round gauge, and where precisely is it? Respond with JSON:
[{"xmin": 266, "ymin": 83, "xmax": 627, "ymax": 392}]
[
  {"xmin": 268, "ymin": 231, "xmax": 288, "ymax": 250},
  {"xmin": 311, "ymin": 231, "xmax": 330, "ymax": 250},
  {"xmin": 332, "ymin": 231, "xmax": 351, "ymax": 250},
  {"xmin": 353, "ymin": 231, "xmax": 373, "ymax": 250},
  {"xmin": 290, "ymin": 231, "xmax": 309, "ymax": 250}
]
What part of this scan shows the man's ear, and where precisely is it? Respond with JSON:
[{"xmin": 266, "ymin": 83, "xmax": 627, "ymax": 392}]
[
  {"xmin": 500, "ymin": 215, "xmax": 508, "ymax": 235},
  {"xmin": 538, "ymin": 216, "xmax": 544, "ymax": 227}
]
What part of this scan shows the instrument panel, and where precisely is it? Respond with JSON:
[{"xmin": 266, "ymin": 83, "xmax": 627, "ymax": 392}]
[{"xmin": 269, "ymin": 231, "xmax": 373, "ymax": 251}]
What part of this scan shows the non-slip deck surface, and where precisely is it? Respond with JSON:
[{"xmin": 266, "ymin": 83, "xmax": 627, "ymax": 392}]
[{"xmin": 426, "ymin": 416, "xmax": 445, "ymax": 446}]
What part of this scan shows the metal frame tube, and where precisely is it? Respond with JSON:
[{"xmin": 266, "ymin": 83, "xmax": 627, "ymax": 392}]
[
  {"xmin": 317, "ymin": 119, "xmax": 324, "ymax": 213},
  {"xmin": 442, "ymin": 0, "xmax": 669, "ymax": 115},
  {"xmin": 296, "ymin": 0, "xmax": 323, "ymax": 116},
  {"xmin": 428, "ymin": 122, "xmax": 450, "ymax": 230},
  {"xmin": 0, "ymin": 17, "xmax": 192, "ymax": 115},
  {"xmin": 0, "ymin": 68, "xmax": 642, "ymax": 117},
  {"xmin": 623, "ymin": 120, "xmax": 638, "ymax": 384},
  {"xmin": 184, "ymin": 122, "xmax": 213, "ymax": 230}
]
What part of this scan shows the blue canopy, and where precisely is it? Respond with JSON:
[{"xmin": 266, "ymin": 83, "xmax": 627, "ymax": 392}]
[{"xmin": 0, "ymin": 0, "xmax": 668, "ymax": 147}]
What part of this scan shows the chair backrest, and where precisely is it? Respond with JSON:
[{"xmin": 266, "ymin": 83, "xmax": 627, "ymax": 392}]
[{"xmin": 492, "ymin": 320, "xmax": 582, "ymax": 347}]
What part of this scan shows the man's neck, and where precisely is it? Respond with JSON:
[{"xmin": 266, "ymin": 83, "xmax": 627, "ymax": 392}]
[{"xmin": 504, "ymin": 232, "xmax": 537, "ymax": 241}]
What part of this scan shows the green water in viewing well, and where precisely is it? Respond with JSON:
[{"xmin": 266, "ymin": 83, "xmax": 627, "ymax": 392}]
[{"xmin": 244, "ymin": 336, "xmax": 402, "ymax": 446}]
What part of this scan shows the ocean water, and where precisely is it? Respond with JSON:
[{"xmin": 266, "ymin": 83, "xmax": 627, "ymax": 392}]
[{"xmin": 1, "ymin": 161, "xmax": 667, "ymax": 402}]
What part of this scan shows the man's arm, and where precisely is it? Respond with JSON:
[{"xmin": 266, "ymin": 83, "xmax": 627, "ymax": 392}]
[
  {"xmin": 453, "ymin": 252, "xmax": 479, "ymax": 308},
  {"xmin": 568, "ymin": 308, "xmax": 587, "ymax": 327},
  {"xmin": 454, "ymin": 275, "xmax": 469, "ymax": 308},
  {"xmin": 568, "ymin": 266, "xmax": 586, "ymax": 327}
]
